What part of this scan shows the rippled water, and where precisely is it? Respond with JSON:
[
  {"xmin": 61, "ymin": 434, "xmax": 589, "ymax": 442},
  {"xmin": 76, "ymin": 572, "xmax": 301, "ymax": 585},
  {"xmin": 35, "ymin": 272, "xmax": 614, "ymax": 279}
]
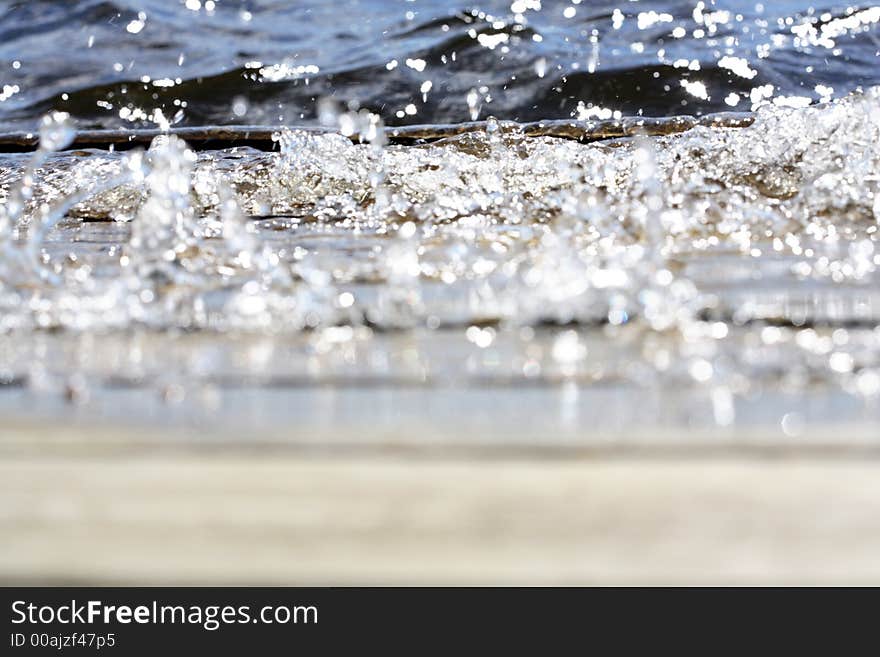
[
  {"xmin": 2, "ymin": 1, "xmax": 880, "ymax": 130},
  {"xmin": 0, "ymin": 2, "xmax": 879, "ymax": 434}
]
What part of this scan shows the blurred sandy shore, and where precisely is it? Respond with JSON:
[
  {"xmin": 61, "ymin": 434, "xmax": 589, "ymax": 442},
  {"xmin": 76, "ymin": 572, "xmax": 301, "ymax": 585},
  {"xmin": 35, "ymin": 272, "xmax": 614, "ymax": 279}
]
[{"xmin": 3, "ymin": 418, "xmax": 880, "ymax": 585}]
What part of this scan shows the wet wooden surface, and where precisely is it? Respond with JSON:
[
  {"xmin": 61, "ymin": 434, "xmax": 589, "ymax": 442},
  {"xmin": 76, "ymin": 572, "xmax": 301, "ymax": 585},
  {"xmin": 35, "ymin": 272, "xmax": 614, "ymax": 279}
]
[
  {"xmin": 2, "ymin": 420, "xmax": 879, "ymax": 585},
  {"xmin": 0, "ymin": 112, "xmax": 754, "ymax": 151}
]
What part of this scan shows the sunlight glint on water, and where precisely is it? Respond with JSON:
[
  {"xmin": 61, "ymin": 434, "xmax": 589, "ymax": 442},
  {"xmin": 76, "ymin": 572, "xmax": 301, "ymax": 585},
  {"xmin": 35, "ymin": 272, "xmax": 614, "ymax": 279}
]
[{"xmin": 0, "ymin": 89, "xmax": 879, "ymax": 425}]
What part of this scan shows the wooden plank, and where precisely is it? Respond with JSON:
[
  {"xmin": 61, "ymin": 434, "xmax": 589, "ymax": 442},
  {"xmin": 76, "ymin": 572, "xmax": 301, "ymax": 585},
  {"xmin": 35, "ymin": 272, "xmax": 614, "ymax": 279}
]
[
  {"xmin": 0, "ymin": 113, "xmax": 753, "ymax": 151},
  {"xmin": 3, "ymin": 451, "xmax": 880, "ymax": 585}
]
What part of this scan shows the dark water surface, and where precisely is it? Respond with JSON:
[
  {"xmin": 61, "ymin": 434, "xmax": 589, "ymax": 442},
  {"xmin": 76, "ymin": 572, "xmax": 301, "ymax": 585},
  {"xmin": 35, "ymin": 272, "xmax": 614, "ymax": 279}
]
[{"xmin": 1, "ymin": 1, "xmax": 879, "ymax": 131}]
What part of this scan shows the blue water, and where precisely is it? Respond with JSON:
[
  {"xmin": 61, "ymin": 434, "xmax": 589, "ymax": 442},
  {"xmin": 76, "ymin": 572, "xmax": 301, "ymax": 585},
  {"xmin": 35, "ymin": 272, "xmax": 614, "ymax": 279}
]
[{"xmin": 0, "ymin": 1, "xmax": 878, "ymax": 130}]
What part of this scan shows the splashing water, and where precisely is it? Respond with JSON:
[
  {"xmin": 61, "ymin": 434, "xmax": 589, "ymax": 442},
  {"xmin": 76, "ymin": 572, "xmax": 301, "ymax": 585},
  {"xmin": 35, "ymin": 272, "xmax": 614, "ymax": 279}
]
[{"xmin": 0, "ymin": 88, "xmax": 879, "ymax": 427}]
